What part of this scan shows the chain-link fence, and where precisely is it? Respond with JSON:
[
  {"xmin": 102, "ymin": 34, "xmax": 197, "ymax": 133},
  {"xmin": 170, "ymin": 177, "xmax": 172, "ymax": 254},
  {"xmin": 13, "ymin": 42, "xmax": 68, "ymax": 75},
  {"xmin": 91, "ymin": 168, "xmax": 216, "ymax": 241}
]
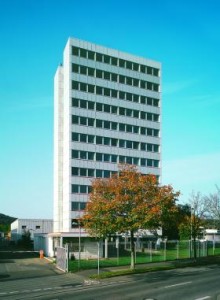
[{"xmin": 66, "ymin": 238, "xmax": 220, "ymax": 272}]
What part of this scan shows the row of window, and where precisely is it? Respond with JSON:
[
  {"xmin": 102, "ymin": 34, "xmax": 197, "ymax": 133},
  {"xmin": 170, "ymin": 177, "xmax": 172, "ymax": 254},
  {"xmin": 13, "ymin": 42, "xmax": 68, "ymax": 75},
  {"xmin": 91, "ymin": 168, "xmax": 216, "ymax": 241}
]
[
  {"xmin": 72, "ymin": 115, "xmax": 159, "ymax": 137},
  {"xmin": 72, "ymin": 201, "xmax": 87, "ymax": 211},
  {"xmin": 72, "ymin": 148, "xmax": 159, "ymax": 164},
  {"xmin": 72, "ymin": 184, "xmax": 91, "ymax": 194},
  {"xmin": 72, "ymin": 46, "xmax": 159, "ymax": 77},
  {"xmin": 72, "ymin": 98, "xmax": 159, "ymax": 122},
  {"xmin": 72, "ymin": 81, "xmax": 160, "ymax": 103},
  {"xmin": 72, "ymin": 64, "xmax": 159, "ymax": 92},
  {"xmin": 72, "ymin": 159, "xmax": 159, "ymax": 178},
  {"xmin": 72, "ymin": 132, "xmax": 159, "ymax": 151}
]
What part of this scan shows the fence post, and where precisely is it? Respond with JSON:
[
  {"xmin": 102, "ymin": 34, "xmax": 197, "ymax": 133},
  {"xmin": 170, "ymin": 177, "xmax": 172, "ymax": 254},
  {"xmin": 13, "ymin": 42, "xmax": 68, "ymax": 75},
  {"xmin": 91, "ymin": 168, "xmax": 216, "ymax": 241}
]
[
  {"xmin": 177, "ymin": 241, "xmax": 179, "ymax": 260},
  {"xmin": 65, "ymin": 244, "xmax": 69, "ymax": 272},
  {"xmin": 149, "ymin": 241, "xmax": 152, "ymax": 262},
  {"xmin": 97, "ymin": 241, "xmax": 100, "ymax": 275},
  {"xmin": 164, "ymin": 240, "xmax": 167, "ymax": 261}
]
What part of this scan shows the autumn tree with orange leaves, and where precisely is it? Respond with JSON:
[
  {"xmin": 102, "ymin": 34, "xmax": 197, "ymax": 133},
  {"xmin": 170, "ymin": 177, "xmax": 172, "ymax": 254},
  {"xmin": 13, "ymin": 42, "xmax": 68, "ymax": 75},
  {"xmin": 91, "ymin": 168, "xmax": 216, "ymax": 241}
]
[{"xmin": 82, "ymin": 164, "xmax": 179, "ymax": 269}]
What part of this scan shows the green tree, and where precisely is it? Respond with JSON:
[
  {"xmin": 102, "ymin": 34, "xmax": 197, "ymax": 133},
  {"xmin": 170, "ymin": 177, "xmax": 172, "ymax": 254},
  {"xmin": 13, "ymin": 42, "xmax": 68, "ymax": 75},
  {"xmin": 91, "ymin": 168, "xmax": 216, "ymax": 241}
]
[{"xmin": 82, "ymin": 164, "xmax": 179, "ymax": 269}]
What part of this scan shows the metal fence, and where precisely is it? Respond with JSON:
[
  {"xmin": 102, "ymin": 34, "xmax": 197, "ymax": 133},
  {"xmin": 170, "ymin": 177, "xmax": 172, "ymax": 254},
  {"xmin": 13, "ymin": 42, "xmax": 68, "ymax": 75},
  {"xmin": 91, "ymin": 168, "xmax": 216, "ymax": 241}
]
[{"xmin": 66, "ymin": 239, "xmax": 220, "ymax": 266}]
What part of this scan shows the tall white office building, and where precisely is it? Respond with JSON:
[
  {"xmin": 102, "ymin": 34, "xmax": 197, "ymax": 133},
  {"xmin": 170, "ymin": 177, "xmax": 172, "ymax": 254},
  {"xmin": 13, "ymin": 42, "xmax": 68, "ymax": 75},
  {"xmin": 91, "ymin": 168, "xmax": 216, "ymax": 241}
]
[{"xmin": 54, "ymin": 38, "xmax": 161, "ymax": 236}]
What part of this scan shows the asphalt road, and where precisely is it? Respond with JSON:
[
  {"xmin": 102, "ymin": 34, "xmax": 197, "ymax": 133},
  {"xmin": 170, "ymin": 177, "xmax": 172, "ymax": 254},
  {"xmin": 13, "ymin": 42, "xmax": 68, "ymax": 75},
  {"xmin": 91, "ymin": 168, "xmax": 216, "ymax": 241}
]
[{"xmin": 1, "ymin": 253, "xmax": 220, "ymax": 299}]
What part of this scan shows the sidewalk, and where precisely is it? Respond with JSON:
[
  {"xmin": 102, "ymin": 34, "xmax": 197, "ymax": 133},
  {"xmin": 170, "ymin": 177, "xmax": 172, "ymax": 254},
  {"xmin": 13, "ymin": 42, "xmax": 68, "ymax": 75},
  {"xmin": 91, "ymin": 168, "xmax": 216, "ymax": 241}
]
[{"xmin": 73, "ymin": 255, "xmax": 220, "ymax": 280}]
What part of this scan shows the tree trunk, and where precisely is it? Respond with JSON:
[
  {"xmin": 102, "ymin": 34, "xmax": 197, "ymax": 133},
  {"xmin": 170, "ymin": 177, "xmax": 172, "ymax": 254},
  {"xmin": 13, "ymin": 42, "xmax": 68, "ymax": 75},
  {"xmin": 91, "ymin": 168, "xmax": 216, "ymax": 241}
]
[{"xmin": 130, "ymin": 230, "xmax": 135, "ymax": 270}]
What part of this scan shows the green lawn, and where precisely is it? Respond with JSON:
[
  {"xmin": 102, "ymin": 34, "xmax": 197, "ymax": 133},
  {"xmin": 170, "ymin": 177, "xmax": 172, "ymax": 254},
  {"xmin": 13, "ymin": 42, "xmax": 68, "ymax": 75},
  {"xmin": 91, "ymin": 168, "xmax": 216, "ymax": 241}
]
[{"xmin": 68, "ymin": 241, "xmax": 220, "ymax": 272}]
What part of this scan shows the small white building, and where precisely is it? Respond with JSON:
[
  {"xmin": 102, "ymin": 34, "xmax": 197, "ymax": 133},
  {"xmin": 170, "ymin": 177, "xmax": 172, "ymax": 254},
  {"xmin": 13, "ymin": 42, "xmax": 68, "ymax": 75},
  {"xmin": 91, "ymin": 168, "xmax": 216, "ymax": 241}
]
[
  {"xmin": 205, "ymin": 229, "xmax": 220, "ymax": 242},
  {"xmin": 11, "ymin": 219, "xmax": 53, "ymax": 242}
]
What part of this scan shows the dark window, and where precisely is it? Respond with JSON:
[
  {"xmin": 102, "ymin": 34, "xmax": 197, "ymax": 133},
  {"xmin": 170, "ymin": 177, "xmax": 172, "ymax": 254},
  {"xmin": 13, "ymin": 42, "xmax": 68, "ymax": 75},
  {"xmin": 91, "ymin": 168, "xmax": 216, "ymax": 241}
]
[
  {"xmin": 72, "ymin": 47, "xmax": 79, "ymax": 56},
  {"xmin": 80, "ymin": 185, "xmax": 87, "ymax": 193},
  {"xmin": 36, "ymin": 225, "xmax": 40, "ymax": 229},
  {"xmin": 80, "ymin": 202, "xmax": 87, "ymax": 210},
  {"xmin": 72, "ymin": 185, "xmax": 79, "ymax": 193},
  {"xmin": 104, "ymin": 170, "xmax": 110, "ymax": 178},
  {"xmin": 72, "ymin": 98, "xmax": 79, "ymax": 107},
  {"xmin": 126, "ymin": 109, "xmax": 132, "ymax": 117},
  {"xmin": 133, "ymin": 63, "xmax": 139, "ymax": 71},
  {"xmin": 111, "ymin": 73, "xmax": 118, "ymax": 82},
  {"xmin": 80, "ymin": 134, "xmax": 87, "ymax": 142},
  {"xmin": 126, "ymin": 93, "xmax": 132, "ymax": 101},
  {"xmin": 147, "ymin": 144, "xmax": 153, "ymax": 152},
  {"xmin": 119, "ymin": 140, "xmax": 125, "ymax": 147},
  {"xmin": 140, "ymin": 65, "xmax": 146, "ymax": 73},
  {"xmin": 71, "ymin": 218, "xmax": 79, "ymax": 228},
  {"xmin": 88, "ymin": 67, "xmax": 95, "ymax": 76},
  {"xmin": 126, "ymin": 140, "xmax": 132, "ymax": 148},
  {"xmin": 133, "ymin": 110, "xmax": 139, "ymax": 118},
  {"xmin": 96, "ymin": 169, "xmax": 102, "ymax": 178},
  {"xmin": 126, "ymin": 124, "xmax": 132, "ymax": 133},
  {"xmin": 80, "ymin": 100, "xmax": 87, "ymax": 108},
  {"xmin": 141, "ymin": 96, "xmax": 146, "ymax": 104},
  {"xmin": 96, "ymin": 86, "xmax": 103, "ymax": 95},
  {"xmin": 133, "ymin": 78, "xmax": 139, "ymax": 87},
  {"xmin": 72, "ymin": 150, "xmax": 79, "ymax": 159},
  {"xmin": 80, "ymin": 117, "xmax": 87, "ymax": 126},
  {"xmin": 126, "ymin": 157, "xmax": 132, "ymax": 164},
  {"xmin": 88, "ymin": 169, "xmax": 95, "ymax": 177},
  {"xmin": 141, "ymin": 81, "xmax": 146, "ymax": 89},
  {"xmin": 88, "ymin": 152, "xmax": 95, "ymax": 160},
  {"xmin": 141, "ymin": 143, "xmax": 146, "ymax": 151},
  {"xmin": 119, "ymin": 75, "xmax": 125, "ymax": 84},
  {"xmin": 88, "ymin": 84, "xmax": 95, "ymax": 93},
  {"xmin": 104, "ymin": 55, "xmax": 110, "ymax": 64},
  {"xmin": 133, "ymin": 157, "xmax": 139, "ymax": 165},
  {"xmin": 104, "ymin": 137, "xmax": 110, "ymax": 145},
  {"xmin": 133, "ymin": 94, "xmax": 139, "ymax": 103},
  {"xmin": 104, "ymin": 104, "xmax": 110, "ymax": 112},
  {"xmin": 153, "ymin": 98, "xmax": 159, "ymax": 107},
  {"xmin": 111, "ymin": 106, "xmax": 117, "ymax": 114},
  {"xmin": 96, "ymin": 69, "xmax": 103, "ymax": 78},
  {"xmin": 80, "ymin": 168, "xmax": 87, "ymax": 176},
  {"xmin": 96, "ymin": 119, "xmax": 103, "ymax": 128},
  {"xmin": 104, "ymin": 154, "xmax": 110, "ymax": 162},
  {"xmin": 72, "ymin": 81, "xmax": 79, "ymax": 90},
  {"xmin": 119, "ymin": 156, "xmax": 126, "ymax": 163},
  {"xmin": 147, "ymin": 113, "xmax": 153, "ymax": 121},
  {"xmin": 80, "ymin": 82, "xmax": 87, "ymax": 92},
  {"xmin": 96, "ymin": 153, "xmax": 102, "ymax": 161},
  {"xmin": 141, "ymin": 158, "xmax": 146, "ymax": 166},
  {"xmin": 111, "ymin": 155, "xmax": 117, "ymax": 163},
  {"xmin": 147, "ymin": 82, "xmax": 153, "ymax": 90},
  {"xmin": 96, "ymin": 103, "xmax": 103, "ymax": 111},
  {"xmin": 126, "ymin": 61, "xmax": 132, "ymax": 70},
  {"xmin": 141, "ymin": 111, "xmax": 146, "ymax": 120},
  {"xmin": 119, "ymin": 123, "xmax": 126, "ymax": 131},
  {"xmin": 88, "ymin": 135, "xmax": 95, "ymax": 143},
  {"xmin": 80, "ymin": 151, "xmax": 87, "ymax": 159},
  {"xmin": 111, "ymin": 138, "xmax": 118, "ymax": 146},
  {"xmin": 88, "ymin": 118, "xmax": 94, "ymax": 126},
  {"xmin": 111, "ymin": 122, "xmax": 117, "ymax": 130},
  {"xmin": 153, "ymin": 68, "xmax": 159, "ymax": 77},
  {"xmin": 72, "ymin": 115, "xmax": 79, "ymax": 124},
  {"xmin": 126, "ymin": 77, "xmax": 132, "ymax": 85},
  {"xmin": 147, "ymin": 98, "xmax": 153, "ymax": 106},
  {"xmin": 154, "ymin": 160, "xmax": 159, "ymax": 168},
  {"xmin": 147, "ymin": 128, "xmax": 153, "ymax": 136},
  {"xmin": 22, "ymin": 225, "xmax": 26, "ymax": 229},
  {"xmin": 88, "ymin": 101, "xmax": 95, "ymax": 110},
  {"xmin": 104, "ymin": 121, "xmax": 110, "ymax": 129},
  {"xmin": 111, "ymin": 57, "xmax": 118, "ymax": 66},
  {"xmin": 80, "ymin": 66, "xmax": 87, "ymax": 75},
  {"xmin": 154, "ymin": 114, "xmax": 159, "ymax": 122},
  {"xmin": 72, "ymin": 64, "xmax": 79, "ymax": 73},
  {"xmin": 111, "ymin": 90, "xmax": 117, "ymax": 98},
  {"xmin": 133, "ymin": 126, "xmax": 139, "ymax": 134},
  {"xmin": 119, "ymin": 91, "xmax": 125, "ymax": 100},
  {"xmin": 147, "ymin": 159, "xmax": 153, "ymax": 167},
  {"xmin": 154, "ymin": 145, "xmax": 159, "ymax": 152},
  {"xmin": 153, "ymin": 84, "xmax": 159, "ymax": 92},
  {"xmin": 72, "ymin": 133, "xmax": 79, "ymax": 141},
  {"xmin": 154, "ymin": 129, "xmax": 159, "ymax": 137},
  {"xmin": 80, "ymin": 49, "xmax": 87, "ymax": 58},
  {"xmin": 96, "ymin": 136, "xmax": 103, "ymax": 144},
  {"xmin": 104, "ymin": 88, "xmax": 111, "ymax": 97},
  {"xmin": 141, "ymin": 127, "xmax": 146, "ymax": 135},
  {"xmin": 72, "ymin": 202, "xmax": 79, "ymax": 211},
  {"xmin": 88, "ymin": 50, "xmax": 95, "ymax": 60},
  {"xmin": 104, "ymin": 71, "xmax": 110, "ymax": 80},
  {"xmin": 96, "ymin": 53, "xmax": 103, "ymax": 62},
  {"xmin": 119, "ymin": 59, "xmax": 126, "ymax": 68},
  {"xmin": 119, "ymin": 107, "xmax": 125, "ymax": 115},
  {"xmin": 133, "ymin": 142, "xmax": 139, "ymax": 150},
  {"xmin": 72, "ymin": 167, "xmax": 79, "ymax": 176},
  {"xmin": 147, "ymin": 66, "xmax": 153, "ymax": 75}
]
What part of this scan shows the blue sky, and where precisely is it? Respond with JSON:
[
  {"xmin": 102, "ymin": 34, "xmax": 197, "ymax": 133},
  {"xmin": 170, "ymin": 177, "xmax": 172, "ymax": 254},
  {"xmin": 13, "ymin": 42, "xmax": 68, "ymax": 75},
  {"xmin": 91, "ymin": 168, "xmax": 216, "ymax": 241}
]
[{"xmin": 0, "ymin": 0, "xmax": 219, "ymax": 218}]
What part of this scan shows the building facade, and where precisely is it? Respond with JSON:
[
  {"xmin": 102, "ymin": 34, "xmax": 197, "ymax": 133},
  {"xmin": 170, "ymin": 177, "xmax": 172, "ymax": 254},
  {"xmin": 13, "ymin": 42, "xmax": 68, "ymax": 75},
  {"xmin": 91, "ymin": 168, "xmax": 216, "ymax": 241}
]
[
  {"xmin": 11, "ymin": 219, "xmax": 53, "ymax": 242},
  {"xmin": 54, "ymin": 37, "xmax": 161, "ymax": 235}
]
